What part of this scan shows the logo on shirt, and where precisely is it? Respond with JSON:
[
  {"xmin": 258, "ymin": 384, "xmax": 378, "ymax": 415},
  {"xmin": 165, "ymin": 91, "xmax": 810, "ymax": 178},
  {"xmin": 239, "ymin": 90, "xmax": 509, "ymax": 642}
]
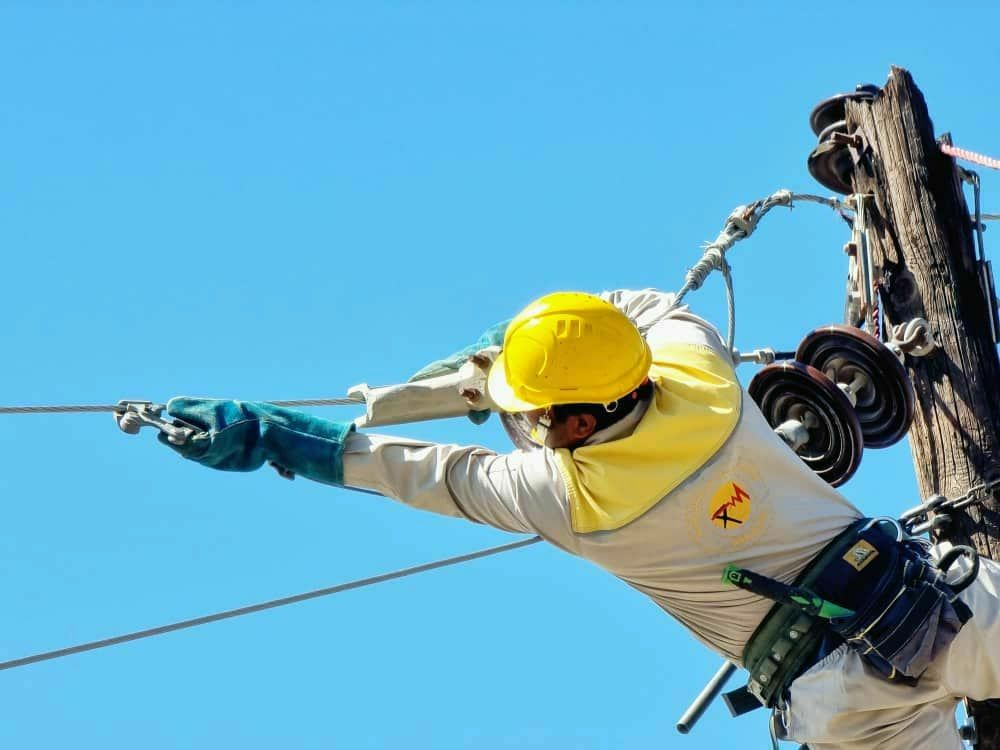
[{"xmin": 709, "ymin": 483, "xmax": 751, "ymax": 529}]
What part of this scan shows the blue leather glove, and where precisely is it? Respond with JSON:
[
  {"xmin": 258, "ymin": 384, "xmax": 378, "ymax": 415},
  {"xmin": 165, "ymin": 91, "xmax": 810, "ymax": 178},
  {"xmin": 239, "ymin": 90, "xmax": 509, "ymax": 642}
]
[
  {"xmin": 409, "ymin": 320, "xmax": 509, "ymax": 425},
  {"xmin": 160, "ymin": 398, "xmax": 355, "ymax": 486}
]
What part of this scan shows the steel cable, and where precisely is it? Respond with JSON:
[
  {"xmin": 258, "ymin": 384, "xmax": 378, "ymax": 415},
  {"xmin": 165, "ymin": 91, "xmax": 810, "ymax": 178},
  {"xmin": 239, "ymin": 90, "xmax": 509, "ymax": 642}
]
[
  {"xmin": 0, "ymin": 396, "xmax": 365, "ymax": 415},
  {"xmin": 0, "ymin": 190, "xmax": 852, "ymax": 415},
  {"xmin": 673, "ymin": 190, "xmax": 851, "ymax": 360},
  {"xmin": 0, "ymin": 536, "xmax": 542, "ymax": 672}
]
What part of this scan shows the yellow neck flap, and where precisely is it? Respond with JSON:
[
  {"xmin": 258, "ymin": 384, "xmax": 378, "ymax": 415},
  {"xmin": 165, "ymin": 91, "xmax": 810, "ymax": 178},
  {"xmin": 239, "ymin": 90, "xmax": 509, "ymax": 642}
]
[{"xmin": 554, "ymin": 342, "xmax": 742, "ymax": 534}]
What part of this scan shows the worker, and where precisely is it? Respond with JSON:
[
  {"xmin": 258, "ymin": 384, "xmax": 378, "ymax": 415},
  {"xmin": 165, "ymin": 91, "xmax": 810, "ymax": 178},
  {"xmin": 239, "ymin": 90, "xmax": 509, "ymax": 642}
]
[{"xmin": 159, "ymin": 289, "xmax": 999, "ymax": 749}]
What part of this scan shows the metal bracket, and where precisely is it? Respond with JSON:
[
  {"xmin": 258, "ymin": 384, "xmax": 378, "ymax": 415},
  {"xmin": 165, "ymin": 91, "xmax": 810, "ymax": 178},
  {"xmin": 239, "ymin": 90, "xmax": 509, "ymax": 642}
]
[
  {"xmin": 732, "ymin": 348, "xmax": 795, "ymax": 366},
  {"xmin": 115, "ymin": 401, "xmax": 197, "ymax": 445},
  {"xmin": 850, "ymin": 194, "xmax": 884, "ymax": 338},
  {"xmin": 844, "ymin": 240, "xmax": 865, "ymax": 327},
  {"xmin": 832, "ymin": 131, "xmax": 872, "ymax": 169},
  {"xmin": 960, "ymin": 167, "xmax": 999, "ymax": 344},
  {"xmin": 960, "ymin": 715, "xmax": 978, "ymax": 746}
]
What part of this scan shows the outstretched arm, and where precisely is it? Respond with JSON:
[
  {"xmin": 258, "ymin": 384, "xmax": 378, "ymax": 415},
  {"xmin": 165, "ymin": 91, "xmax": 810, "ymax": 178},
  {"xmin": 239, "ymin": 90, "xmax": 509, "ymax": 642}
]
[
  {"xmin": 159, "ymin": 398, "xmax": 574, "ymax": 543},
  {"xmin": 341, "ymin": 432, "xmax": 572, "ymax": 542}
]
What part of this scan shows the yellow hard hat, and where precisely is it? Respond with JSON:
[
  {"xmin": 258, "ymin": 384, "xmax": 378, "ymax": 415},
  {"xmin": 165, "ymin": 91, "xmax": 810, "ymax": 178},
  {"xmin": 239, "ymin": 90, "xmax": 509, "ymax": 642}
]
[{"xmin": 487, "ymin": 292, "xmax": 652, "ymax": 412}]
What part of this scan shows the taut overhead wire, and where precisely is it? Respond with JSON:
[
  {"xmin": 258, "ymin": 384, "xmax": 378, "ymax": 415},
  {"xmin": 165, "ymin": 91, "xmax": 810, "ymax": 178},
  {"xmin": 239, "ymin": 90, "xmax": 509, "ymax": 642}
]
[
  {"xmin": 0, "ymin": 396, "xmax": 365, "ymax": 415},
  {"xmin": 0, "ymin": 536, "xmax": 542, "ymax": 672}
]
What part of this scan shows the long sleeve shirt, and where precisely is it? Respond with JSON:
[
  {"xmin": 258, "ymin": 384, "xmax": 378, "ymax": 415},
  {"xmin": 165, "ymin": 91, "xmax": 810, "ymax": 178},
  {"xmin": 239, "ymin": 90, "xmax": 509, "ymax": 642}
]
[{"xmin": 341, "ymin": 289, "xmax": 861, "ymax": 663}]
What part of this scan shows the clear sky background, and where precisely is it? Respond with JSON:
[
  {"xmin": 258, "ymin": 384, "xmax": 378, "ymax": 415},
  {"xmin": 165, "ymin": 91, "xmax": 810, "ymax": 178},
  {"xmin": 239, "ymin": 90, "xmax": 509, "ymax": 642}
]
[{"xmin": 1, "ymin": 4, "xmax": 999, "ymax": 748}]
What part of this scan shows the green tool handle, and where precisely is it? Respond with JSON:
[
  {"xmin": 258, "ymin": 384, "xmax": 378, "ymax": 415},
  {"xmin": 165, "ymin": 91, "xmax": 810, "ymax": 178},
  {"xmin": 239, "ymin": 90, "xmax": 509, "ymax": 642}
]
[{"xmin": 722, "ymin": 564, "xmax": 854, "ymax": 620}]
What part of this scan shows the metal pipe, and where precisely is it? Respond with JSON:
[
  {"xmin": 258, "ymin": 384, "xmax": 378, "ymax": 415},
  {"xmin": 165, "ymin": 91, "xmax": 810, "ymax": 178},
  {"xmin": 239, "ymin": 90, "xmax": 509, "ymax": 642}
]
[{"xmin": 675, "ymin": 660, "xmax": 738, "ymax": 734}]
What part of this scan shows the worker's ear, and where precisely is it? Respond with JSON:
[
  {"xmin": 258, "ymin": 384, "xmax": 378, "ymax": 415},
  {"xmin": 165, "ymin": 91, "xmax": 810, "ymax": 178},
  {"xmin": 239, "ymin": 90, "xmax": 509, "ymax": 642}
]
[{"xmin": 569, "ymin": 413, "xmax": 598, "ymax": 441}]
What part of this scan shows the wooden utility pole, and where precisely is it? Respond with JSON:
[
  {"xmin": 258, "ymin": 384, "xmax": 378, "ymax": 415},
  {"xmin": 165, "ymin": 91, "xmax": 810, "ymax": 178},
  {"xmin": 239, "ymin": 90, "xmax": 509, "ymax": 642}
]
[{"xmin": 844, "ymin": 66, "xmax": 1000, "ymax": 747}]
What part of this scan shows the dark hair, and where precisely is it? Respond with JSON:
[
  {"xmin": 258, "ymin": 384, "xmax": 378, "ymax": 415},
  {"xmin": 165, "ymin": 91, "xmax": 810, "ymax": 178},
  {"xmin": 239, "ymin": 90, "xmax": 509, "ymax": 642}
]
[{"xmin": 550, "ymin": 379, "xmax": 653, "ymax": 433}]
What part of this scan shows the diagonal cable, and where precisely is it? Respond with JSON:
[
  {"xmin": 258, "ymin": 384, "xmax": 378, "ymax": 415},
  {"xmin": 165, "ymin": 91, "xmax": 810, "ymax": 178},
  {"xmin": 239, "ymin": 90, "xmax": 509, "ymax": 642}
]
[
  {"xmin": 0, "ymin": 536, "xmax": 542, "ymax": 672},
  {"xmin": 673, "ymin": 189, "xmax": 851, "ymax": 359}
]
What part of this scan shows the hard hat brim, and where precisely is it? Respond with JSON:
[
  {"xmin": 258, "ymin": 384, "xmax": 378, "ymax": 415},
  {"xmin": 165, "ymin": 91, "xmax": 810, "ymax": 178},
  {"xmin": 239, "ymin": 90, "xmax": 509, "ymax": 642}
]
[{"xmin": 487, "ymin": 350, "xmax": 547, "ymax": 413}]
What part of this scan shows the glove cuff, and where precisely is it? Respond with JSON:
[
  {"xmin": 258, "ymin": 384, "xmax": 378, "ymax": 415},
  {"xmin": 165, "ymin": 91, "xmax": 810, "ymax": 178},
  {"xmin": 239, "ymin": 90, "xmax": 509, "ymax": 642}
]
[
  {"xmin": 255, "ymin": 403, "xmax": 355, "ymax": 486},
  {"xmin": 164, "ymin": 398, "xmax": 355, "ymax": 485}
]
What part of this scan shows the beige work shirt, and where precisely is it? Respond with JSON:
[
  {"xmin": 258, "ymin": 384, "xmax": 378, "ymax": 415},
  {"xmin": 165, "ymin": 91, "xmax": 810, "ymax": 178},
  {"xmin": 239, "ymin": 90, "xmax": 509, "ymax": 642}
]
[{"xmin": 342, "ymin": 289, "xmax": 862, "ymax": 663}]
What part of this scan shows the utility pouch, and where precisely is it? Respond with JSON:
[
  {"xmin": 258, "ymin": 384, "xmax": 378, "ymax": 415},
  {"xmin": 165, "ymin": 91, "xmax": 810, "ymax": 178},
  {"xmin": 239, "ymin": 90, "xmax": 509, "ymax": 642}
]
[
  {"xmin": 812, "ymin": 522, "xmax": 973, "ymax": 682},
  {"xmin": 738, "ymin": 519, "xmax": 978, "ymax": 709}
]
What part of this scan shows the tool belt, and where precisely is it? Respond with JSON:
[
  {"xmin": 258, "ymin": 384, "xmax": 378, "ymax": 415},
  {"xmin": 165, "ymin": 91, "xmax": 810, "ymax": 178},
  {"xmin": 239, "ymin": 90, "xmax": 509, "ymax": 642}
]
[{"xmin": 729, "ymin": 518, "xmax": 978, "ymax": 710}]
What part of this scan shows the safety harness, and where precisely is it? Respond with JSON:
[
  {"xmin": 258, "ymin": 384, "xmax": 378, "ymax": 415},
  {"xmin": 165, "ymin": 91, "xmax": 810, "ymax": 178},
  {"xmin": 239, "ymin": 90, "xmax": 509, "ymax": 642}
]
[{"xmin": 722, "ymin": 518, "xmax": 980, "ymax": 713}]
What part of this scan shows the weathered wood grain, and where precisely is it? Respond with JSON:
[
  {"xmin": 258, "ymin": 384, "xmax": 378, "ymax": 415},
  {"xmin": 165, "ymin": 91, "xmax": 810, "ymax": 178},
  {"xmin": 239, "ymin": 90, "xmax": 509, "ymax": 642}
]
[{"xmin": 846, "ymin": 65, "xmax": 1000, "ymax": 747}]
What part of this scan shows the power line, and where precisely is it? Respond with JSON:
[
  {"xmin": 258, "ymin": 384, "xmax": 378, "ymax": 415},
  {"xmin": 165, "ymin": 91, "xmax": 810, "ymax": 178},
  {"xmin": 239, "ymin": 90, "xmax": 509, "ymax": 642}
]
[
  {"xmin": 0, "ymin": 404, "xmax": 124, "ymax": 414},
  {"xmin": 0, "ymin": 536, "xmax": 542, "ymax": 672},
  {"xmin": 0, "ymin": 396, "xmax": 365, "ymax": 415}
]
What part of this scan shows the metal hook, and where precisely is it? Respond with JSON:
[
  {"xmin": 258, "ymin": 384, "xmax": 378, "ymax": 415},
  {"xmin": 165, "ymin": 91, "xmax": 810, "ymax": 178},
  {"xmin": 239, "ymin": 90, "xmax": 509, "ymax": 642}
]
[{"xmin": 937, "ymin": 545, "xmax": 980, "ymax": 595}]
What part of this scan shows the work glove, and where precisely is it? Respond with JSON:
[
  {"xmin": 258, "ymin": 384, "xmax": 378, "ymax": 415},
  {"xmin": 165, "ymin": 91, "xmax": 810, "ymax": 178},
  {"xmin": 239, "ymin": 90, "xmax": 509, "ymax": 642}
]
[
  {"xmin": 409, "ymin": 319, "xmax": 510, "ymax": 425},
  {"xmin": 159, "ymin": 398, "xmax": 355, "ymax": 486}
]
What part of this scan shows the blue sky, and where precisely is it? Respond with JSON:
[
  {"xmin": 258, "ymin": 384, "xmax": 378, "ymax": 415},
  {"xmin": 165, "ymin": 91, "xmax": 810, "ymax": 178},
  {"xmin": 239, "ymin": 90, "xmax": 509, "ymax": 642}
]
[{"xmin": 1, "ymin": 4, "xmax": 999, "ymax": 748}]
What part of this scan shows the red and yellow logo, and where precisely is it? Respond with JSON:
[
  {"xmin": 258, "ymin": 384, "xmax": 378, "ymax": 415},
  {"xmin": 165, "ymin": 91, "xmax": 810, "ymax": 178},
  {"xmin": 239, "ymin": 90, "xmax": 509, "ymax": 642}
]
[{"xmin": 709, "ymin": 483, "xmax": 752, "ymax": 529}]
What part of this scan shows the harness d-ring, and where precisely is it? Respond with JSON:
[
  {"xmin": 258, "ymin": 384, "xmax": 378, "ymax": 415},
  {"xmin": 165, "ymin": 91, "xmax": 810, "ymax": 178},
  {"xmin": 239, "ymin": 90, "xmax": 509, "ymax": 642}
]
[
  {"xmin": 860, "ymin": 516, "xmax": 904, "ymax": 542},
  {"xmin": 937, "ymin": 545, "xmax": 980, "ymax": 595}
]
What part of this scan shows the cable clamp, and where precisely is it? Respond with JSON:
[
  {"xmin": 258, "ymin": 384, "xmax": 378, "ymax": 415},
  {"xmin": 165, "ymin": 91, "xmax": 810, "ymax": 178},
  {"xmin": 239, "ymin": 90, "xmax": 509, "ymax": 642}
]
[
  {"xmin": 770, "ymin": 189, "xmax": 794, "ymax": 208},
  {"xmin": 726, "ymin": 205, "xmax": 756, "ymax": 237},
  {"xmin": 115, "ymin": 400, "xmax": 197, "ymax": 445}
]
